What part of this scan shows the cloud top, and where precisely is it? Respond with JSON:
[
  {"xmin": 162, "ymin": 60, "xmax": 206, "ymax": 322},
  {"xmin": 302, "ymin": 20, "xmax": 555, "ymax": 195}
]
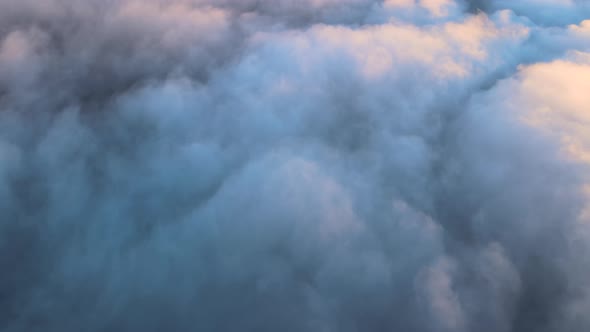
[{"xmin": 1, "ymin": 1, "xmax": 590, "ymax": 331}]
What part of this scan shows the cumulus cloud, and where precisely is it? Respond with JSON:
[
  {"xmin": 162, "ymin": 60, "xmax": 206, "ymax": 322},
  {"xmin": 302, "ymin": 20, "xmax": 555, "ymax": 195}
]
[{"xmin": 1, "ymin": 0, "xmax": 590, "ymax": 331}]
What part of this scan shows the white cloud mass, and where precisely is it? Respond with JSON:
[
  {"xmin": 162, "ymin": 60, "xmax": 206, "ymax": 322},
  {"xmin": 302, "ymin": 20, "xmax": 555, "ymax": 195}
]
[{"xmin": 1, "ymin": 0, "xmax": 590, "ymax": 331}]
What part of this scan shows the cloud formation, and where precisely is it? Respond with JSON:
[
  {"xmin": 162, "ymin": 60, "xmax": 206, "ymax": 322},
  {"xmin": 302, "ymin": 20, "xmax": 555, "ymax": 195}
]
[{"xmin": 1, "ymin": 0, "xmax": 590, "ymax": 331}]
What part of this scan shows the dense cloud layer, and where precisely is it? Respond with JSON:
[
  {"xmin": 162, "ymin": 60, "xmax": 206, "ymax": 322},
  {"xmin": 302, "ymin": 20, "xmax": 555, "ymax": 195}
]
[{"xmin": 1, "ymin": 0, "xmax": 590, "ymax": 331}]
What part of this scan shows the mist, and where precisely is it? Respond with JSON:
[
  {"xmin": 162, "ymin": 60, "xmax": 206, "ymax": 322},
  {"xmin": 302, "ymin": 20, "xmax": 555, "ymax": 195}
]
[{"xmin": 1, "ymin": 0, "xmax": 590, "ymax": 331}]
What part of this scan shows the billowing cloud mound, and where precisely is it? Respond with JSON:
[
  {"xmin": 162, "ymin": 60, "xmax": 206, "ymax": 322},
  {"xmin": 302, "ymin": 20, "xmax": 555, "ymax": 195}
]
[{"xmin": 1, "ymin": 0, "xmax": 590, "ymax": 331}]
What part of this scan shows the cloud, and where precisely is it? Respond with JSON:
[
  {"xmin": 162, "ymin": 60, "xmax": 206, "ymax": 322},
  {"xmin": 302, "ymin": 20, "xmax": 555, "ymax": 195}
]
[
  {"xmin": 1, "ymin": 0, "xmax": 590, "ymax": 331},
  {"xmin": 473, "ymin": 0, "xmax": 590, "ymax": 26}
]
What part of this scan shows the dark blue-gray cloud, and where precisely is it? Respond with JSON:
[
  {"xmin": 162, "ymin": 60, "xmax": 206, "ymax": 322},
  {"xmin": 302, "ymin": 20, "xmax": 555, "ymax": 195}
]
[{"xmin": 1, "ymin": 1, "xmax": 590, "ymax": 331}]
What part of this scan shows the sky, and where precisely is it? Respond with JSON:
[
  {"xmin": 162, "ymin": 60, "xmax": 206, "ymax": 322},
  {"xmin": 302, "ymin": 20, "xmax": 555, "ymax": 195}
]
[{"xmin": 1, "ymin": 0, "xmax": 590, "ymax": 331}]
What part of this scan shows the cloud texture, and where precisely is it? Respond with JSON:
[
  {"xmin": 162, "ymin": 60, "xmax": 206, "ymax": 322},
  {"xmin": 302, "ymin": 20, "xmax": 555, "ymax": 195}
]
[{"xmin": 1, "ymin": 0, "xmax": 590, "ymax": 331}]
